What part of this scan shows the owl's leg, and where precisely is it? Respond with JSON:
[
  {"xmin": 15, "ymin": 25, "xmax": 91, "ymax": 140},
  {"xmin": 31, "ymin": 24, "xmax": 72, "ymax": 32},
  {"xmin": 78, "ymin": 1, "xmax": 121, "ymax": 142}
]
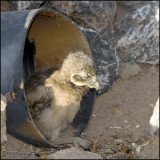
[{"xmin": 52, "ymin": 137, "xmax": 90, "ymax": 149}]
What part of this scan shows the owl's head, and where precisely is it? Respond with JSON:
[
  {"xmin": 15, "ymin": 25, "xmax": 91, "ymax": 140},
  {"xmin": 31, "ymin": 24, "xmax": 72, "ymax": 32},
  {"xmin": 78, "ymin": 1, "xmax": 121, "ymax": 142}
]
[{"xmin": 61, "ymin": 51, "xmax": 99, "ymax": 90}]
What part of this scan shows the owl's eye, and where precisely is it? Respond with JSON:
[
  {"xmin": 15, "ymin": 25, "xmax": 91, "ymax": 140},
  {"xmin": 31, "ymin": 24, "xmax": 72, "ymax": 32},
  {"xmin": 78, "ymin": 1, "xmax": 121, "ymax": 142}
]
[
  {"xmin": 74, "ymin": 74, "xmax": 87, "ymax": 81},
  {"xmin": 81, "ymin": 77, "xmax": 88, "ymax": 81}
]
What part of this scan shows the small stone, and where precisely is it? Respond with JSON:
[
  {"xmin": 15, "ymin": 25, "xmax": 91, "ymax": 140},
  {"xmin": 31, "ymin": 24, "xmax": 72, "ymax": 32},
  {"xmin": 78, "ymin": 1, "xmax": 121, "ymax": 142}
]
[
  {"xmin": 105, "ymin": 148, "xmax": 114, "ymax": 154},
  {"xmin": 41, "ymin": 154, "xmax": 48, "ymax": 159},
  {"xmin": 132, "ymin": 143, "xmax": 138, "ymax": 149},
  {"xmin": 135, "ymin": 145, "xmax": 141, "ymax": 153},
  {"xmin": 118, "ymin": 62, "xmax": 141, "ymax": 79},
  {"xmin": 47, "ymin": 147, "xmax": 103, "ymax": 159},
  {"xmin": 114, "ymin": 139, "xmax": 123, "ymax": 144},
  {"xmin": 112, "ymin": 107, "xmax": 123, "ymax": 115}
]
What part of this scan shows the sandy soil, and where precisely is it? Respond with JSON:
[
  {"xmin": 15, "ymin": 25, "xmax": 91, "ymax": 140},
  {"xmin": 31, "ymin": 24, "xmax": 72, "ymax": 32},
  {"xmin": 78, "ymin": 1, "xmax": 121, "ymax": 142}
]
[
  {"xmin": 4, "ymin": 64, "xmax": 159, "ymax": 159},
  {"xmin": 83, "ymin": 64, "xmax": 159, "ymax": 159}
]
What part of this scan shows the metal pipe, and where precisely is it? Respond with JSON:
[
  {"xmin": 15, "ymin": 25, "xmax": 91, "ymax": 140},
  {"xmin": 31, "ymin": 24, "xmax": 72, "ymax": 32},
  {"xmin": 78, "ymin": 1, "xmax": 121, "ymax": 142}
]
[{"xmin": 1, "ymin": 8, "xmax": 96, "ymax": 147}]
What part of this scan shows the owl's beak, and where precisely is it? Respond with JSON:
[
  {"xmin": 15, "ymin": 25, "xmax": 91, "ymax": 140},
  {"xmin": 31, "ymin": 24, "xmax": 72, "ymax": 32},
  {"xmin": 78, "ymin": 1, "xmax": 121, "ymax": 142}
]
[{"xmin": 89, "ymin": 80, "xmax": 99, "ymax": 90}]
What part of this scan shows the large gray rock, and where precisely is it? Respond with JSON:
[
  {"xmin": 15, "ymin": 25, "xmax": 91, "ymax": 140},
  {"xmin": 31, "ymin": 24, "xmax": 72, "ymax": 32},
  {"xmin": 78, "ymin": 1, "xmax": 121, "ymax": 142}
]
[
  {"xmin": 79, "ymin": 27, "xmax": 119, "ymax": 96},
  {"xmin": 8, "ymin": 1, "xmax": 117, "ymax": 33},
  {"xmin": 117, "ymin": 1, "xmax": 151, "ymax": 12},
  {"xmin": 47, "ymin": 147, "xmax": 103, "ymax": 159},
  {"xmin": 102, "ymin": 2, "xmax": 159, "ymax": 64},
  {"xmin": 42, "ymin": 1, "xmax": 117, "ymax": 34},
  {"xmin": 1, "ymin": 94, "xmax": 7, "ymax": 159},
  {"xmin": 8, "ymin": 1, "xmax": 44, "ymax": 11}
]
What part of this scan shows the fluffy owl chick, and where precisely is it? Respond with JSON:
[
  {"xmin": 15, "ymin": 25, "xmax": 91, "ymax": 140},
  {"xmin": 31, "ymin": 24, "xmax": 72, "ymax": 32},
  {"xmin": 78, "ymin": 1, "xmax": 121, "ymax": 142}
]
[{"xmin": 24, "ymin": 51, "xmax": 99, "ymax": 149}]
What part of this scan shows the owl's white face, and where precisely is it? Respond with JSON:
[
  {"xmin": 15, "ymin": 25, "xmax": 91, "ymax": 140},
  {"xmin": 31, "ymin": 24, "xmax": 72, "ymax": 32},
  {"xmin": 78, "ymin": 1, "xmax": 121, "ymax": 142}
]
[
  {"xmin": 60, "ymin": 51, "xmax": 99, "ymax": 90},
  {"xmin": 71, "ymin": 71, "xmax": 99, "ymax": 90}
]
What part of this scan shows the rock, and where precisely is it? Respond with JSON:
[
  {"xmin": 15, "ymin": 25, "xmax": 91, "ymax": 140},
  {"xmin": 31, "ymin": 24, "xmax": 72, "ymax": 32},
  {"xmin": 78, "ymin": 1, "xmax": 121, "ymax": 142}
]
[
  {"xmin": 8, "ymin": 1, "xmax": 44, "ymax": 11},
  {"xmin": 112, "ymin": 106, "xmax": 123, "ymax": 115},
  {"xmin": 1, "ymin": 1, "xmax": 11, "ymax": 12},
  {"xmin": 117, "ymin": 1, "xmax": 151, "ymax": 13},
  {"xmin": 114, "ymin": 3, "xmax": 128, "ymax": 23},
  {"xmin": 149, "ymin": 98, "xmax": 159, "ymax": 135},
  {"xmin": 118, "ymin": 62, "xmax": 141, "ymax": 79},
  {"xmin": 149, "ymin": 65, "xmax": 157, "ymax": 75},
  {"xmin": 114, "ymin": 139, "xmax": 123, "ymax": 144},
  {"xmin": 47, "ymin": 147, "xmax": 103, "ymax": 159},
  {"xmin": 102, "ymin": 2, "xmax": 159, "ymax": 64},
  {"xmin": 79, "ymin": 27, "xmax": 119, "ymax": 96},
  {"xmin": 42, "ymin": 1, "xmax": 117, "ymax": 34},
  {"xmin": 1, "ymin": 94, "xmax": 7, "ymax": 159},
  {"xmin": 105, "ymin": 148, "xmax": 114, "ymax": 154}
]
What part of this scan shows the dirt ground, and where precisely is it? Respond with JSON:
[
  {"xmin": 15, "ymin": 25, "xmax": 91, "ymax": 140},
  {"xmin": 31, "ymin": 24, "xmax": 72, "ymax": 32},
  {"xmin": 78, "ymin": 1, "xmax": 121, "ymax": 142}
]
[
  {"xmin": 83, "ymin": 64, "xmax": 159, "ymax": 159},
  {"xmin": 4, "ymin": 64, "xmax": 159, "ymax": 159}
]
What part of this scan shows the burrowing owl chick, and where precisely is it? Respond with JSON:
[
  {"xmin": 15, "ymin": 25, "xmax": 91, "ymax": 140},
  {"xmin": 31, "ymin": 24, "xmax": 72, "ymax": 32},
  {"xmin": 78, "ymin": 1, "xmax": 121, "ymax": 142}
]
[{"xmin": 24, "ymin": 51, "xmax": 99, "ymax": 148}]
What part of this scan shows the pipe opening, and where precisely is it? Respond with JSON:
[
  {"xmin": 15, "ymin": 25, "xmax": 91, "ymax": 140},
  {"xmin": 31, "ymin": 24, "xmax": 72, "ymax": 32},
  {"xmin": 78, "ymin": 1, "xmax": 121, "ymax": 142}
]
[{"xmin": 23, "ymin": 10, "xmax": 92, "ymax": 141}]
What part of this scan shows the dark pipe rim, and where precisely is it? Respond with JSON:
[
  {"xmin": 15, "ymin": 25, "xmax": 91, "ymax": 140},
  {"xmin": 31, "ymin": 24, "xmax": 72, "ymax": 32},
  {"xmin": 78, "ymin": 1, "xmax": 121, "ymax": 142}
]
[{"xmin": 3, "ymin": 8, "xmax": 96, "ymax": 147}]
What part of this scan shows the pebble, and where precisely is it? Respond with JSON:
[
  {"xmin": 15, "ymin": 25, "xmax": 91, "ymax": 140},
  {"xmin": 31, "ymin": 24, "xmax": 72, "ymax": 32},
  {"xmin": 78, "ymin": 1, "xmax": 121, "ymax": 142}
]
[{"xmin": 47, "ymin": 147, "xmax": 103, "ymax": 159}]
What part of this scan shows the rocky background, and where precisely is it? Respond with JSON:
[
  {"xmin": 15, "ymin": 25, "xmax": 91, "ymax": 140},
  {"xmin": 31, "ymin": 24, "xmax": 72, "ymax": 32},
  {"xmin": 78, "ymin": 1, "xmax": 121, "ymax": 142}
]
[
  {"xmin": 2, "ymin": 0, "xmax": 159, "ymax": 95},
  {"xmin": 1, "ymin": 1, "xmax": 159, "ymax": 159}
]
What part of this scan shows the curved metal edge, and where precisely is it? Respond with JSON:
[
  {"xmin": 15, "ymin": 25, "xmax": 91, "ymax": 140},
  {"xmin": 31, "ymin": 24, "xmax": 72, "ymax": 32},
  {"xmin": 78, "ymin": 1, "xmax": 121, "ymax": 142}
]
[
  {"xmin": 73, "ymin": 88, "xmax": 96, "ymax": 137},
  {"xmin": 2, "ymin": 8, "xmax": 96, "ymax": 147},
  {"xmin": 1, "ymin": 8, "xmax": 62, "ymax": 148}
]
